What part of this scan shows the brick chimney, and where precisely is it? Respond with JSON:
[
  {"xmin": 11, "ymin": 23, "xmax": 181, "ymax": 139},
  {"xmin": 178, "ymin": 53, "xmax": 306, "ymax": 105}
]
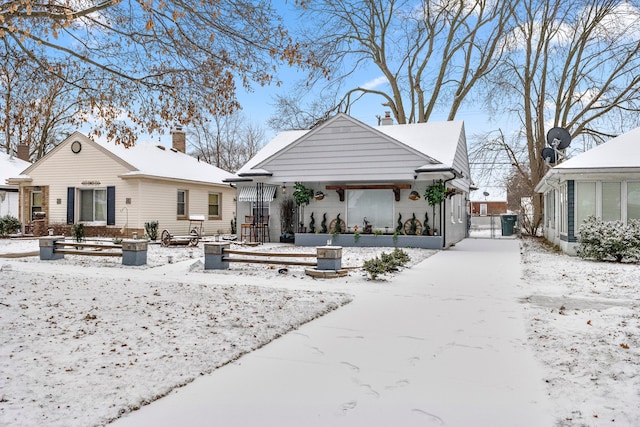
[
  {"xmin": 380, "ymin": 111, "xmax": 393, "ymax": 126},
  {"xmin": 17, "ymin": 144, "xmax": 29, "ymax": 161},
  {"xmin": 171, "ymin": 125, "xmax": 186, "ymax": 153}
]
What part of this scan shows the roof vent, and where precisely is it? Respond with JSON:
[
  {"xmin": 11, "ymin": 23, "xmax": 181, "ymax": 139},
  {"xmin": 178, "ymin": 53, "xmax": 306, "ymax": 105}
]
[{"xmin": 157, "ymin": 145, "xmax": 166, "ymax": 150}]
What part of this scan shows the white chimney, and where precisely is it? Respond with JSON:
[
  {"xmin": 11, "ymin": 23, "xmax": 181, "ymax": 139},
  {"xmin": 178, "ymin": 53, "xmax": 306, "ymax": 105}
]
[{"xmin": 380, "ymin": 111, "xmax": 393, "ymax": 126}]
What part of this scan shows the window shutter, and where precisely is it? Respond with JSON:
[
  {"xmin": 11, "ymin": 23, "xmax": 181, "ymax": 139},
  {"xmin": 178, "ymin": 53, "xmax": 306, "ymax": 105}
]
[
  {"xmin": 67, "ymin": 187, "xmax": 75, "ymax": 224},
  {"xmin": 107, "ymin": 186, "xmax": 116, "ymax": 225}
]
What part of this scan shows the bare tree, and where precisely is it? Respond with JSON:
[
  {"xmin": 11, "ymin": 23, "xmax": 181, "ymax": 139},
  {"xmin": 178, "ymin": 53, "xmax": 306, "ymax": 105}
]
[
  {"xmin": 294, "ymin": 0, "xmax": 517, "ymax": 124},
  {"xmin": 188, "ymin": 113, "xmax": 266, "ymax": 173},
  {"xmin": 1, "ymin": 0, "xmax": 322, "ymax": 146},
  {"xmin": 488, "ymin": 0, "xmax": 640, "ymax": 230},
  {"xmin": 0, "ymin": 45, "xmax": 83, "ymax": 160}
]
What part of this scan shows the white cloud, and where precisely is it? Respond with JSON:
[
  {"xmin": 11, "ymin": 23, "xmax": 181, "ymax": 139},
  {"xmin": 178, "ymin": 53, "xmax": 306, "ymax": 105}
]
[{"xmin": 360, "ymin": 76, "xmax": 388, "ymax": 90}]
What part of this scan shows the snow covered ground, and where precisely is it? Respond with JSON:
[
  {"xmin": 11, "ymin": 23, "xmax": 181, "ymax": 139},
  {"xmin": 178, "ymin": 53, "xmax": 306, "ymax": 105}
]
[{"xmin": 0, "ymin": 236, "xmax": 639, "ymax": 426}]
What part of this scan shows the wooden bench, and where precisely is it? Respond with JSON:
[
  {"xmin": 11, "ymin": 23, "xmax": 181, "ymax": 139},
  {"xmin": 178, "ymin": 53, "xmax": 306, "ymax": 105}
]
[
  {"xmin": 52, "ymin": 241, "xmax": 123, "ymax": 257},
  {"xmin": 39, "ymin": 236, "xmax": 148, "ymax": 266},
  {"xmin": 204, "ymin": 242, "xmax": 342, "ymax": 273}
]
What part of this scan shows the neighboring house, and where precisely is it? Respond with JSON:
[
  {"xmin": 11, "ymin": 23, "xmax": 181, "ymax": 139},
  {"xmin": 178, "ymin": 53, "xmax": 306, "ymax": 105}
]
[
  {"xmin": 229, "ymin": 113, "xmax": 472, "ymax": 249},
  {"xmin": 0, "ymin": 151, "xmax": 31, "ymax": 218},
  {"xmin": 535, "ymin": 127, "xmax": 640, "ymax": 255},
  {"xmin": 6, "ymin": 129, "xmax": 237, "ymax": 237},
  {"xmin": 470, "ymin": 201, "xmax": 507, "ymax": 216}
]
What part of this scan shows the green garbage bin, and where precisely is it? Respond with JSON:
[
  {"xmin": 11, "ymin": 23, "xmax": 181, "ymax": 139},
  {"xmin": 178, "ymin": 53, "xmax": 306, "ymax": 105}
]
[{"xmin": 501, "ymin": 214, "xmax": 518, "ymax": 236}]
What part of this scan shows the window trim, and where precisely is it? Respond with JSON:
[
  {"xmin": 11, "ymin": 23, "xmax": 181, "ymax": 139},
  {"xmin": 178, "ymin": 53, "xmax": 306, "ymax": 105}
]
[
  {"xmin": 208, "ymin": 192, "xmax": 222, "ymax": 220},
  {"xmin": 79, "ymin": 188, "xmax": 108, "ymax": 224},
  {"xmin": 177, "ymin": 189, "xmax": 188, "ymax": 219}
]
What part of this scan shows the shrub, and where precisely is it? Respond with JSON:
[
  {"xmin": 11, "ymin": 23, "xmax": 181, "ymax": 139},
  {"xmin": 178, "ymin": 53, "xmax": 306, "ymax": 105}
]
[
  {"xmin": 71, "ymin": 223, "xmax": 85, "ymax": 242},
  {"xmin": 144, "ymin": 220, "xmax": 159, "ymax": 241},
  {"xmin": 363, "ymin": 248, "xmax": 411, "ymax": 280},
  {"xmin": 577, "ymin": 216, "xmax": 640, "ymax": 262},
  {"xmin": 0, "ymin": 215, "xmax": 21, "ymax": 236}
]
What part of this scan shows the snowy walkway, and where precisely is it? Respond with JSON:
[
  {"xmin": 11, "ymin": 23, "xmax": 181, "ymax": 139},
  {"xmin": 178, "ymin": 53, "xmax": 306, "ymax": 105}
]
[{"xmin": 111, "ymin": 238, "xmax": 552, "ymax": 427}]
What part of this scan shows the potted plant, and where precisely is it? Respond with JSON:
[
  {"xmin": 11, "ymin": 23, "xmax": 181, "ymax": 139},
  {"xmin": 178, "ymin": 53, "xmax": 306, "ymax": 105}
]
[
  {"xmin": 279, "ymin": 197, "xmax": 296, "ymax": 243},
  {"xmin": 424, "ymin": 180, "xmax": 446, "ymax": 233}
]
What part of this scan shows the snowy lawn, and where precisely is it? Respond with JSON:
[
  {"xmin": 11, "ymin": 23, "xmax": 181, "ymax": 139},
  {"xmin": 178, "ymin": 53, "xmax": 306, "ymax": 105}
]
[
  {"xmin": 1, "ymin": 237, "xmax": 639, "ymax": 426},
  {"xmin": 0, "ymin": 238, "xmax": 432, "ymax": 426},
  {"xmin": 521, "ymin": 237, "xmax": 640, "ymax": 426}
]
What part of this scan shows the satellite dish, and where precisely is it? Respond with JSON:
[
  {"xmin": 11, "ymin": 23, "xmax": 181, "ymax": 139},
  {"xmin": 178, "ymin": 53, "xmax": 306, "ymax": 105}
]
[
  {"xmin": 542, "ymin": 147, "xmax": 557, "ymax": 164},
  {"xmin": 482, "ymin": 191, "xmax": 490, "ymax": 197},
  {"xmin": 547, "ymin": 127, "xmax": 571, "ymax": 150}
]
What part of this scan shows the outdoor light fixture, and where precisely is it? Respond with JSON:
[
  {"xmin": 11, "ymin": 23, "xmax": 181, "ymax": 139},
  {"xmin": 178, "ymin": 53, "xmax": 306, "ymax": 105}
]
[
  {"xmin": 281, "ymin": 183, "xmax": 287, "ymax": 194},
  {"xmin": 409, "ymin": 190, "xmax": 421, "ymax": 200}
]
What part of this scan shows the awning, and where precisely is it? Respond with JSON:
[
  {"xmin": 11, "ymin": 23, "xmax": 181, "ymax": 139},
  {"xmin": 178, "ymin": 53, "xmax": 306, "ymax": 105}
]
[{"xmin": 238, "ymin": 185, "xmax": 277, "ymax": 202}]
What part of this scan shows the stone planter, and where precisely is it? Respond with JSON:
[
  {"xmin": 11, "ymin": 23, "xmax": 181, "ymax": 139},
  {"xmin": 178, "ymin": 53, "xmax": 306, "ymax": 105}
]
[{"xmin": 294, "ymin": 233, "xmax": 443, "ymax": 249}]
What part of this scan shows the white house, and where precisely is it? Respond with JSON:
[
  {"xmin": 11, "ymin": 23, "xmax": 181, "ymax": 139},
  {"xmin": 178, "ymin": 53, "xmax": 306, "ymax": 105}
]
[
  {"xmin": 1, "ymin": 151, "xmax": 31, "ymax": 218},
  {"xmin": 535, "ymin": 127, "xmax": 640, "ymax": 254},
  {"xmin": 7, "ymin": 129, "xmax": 238, "ymax": 238},
  {"xmin": 228, "ymin": 113, "xmax": 472, "ymax": 249}
]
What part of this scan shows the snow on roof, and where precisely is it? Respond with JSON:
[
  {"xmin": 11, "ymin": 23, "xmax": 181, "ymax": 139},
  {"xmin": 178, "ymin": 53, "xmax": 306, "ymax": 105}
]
[
  {"xmin": 1, "ymin": 152, "xmax": 31, "ymax": 188},
  {"xmin": 374, "ymin": 120, "xmax": 465, "ymax": 166},
  {"xmin": 97, "ymin": 140, "xmax": 237, "ymax": 185},
  {"xmin": 554, "ymin": 127, "xmax": 640, "ymax": 170}
]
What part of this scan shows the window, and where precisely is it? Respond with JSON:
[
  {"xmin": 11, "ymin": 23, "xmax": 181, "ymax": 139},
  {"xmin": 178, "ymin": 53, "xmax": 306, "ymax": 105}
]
[
  {"xmin": 601, "ymin": 182, "xmax": 621, "ymax": 221},
  {"xmin": 208, "ymin": 193, "xmax": 221, "ymax": 218},
  {"xmin": 31, "ymin": 191, "xmax": 43, "ymax": 220},
  {"xmin": 545, "ymin": 190, "xmax": 555, "ymax": 229},
  {"xmin": 560, "ymin": 183, "xmax": 567, "ymax": 233},
  {"xmin": 79, "ymin": 188, "xmax": 107, "ymax": 222},
  {"xmin": 177, "ymin": 189, "xmax": 188, "ymax": 217},
  {"xmin": 347, "ymin": 189, "xmax": 394, "ymax": 230},
  {"xmin": 480, "ymin": 203, "xmax": 487, "ymax": 216},
  {"xmin": 628, "ymin": 182, "xmax": 640, "ymax": 220},
  {"xmin": 576, "ymin": 182, "xmax": 596, "ymax": 228}
]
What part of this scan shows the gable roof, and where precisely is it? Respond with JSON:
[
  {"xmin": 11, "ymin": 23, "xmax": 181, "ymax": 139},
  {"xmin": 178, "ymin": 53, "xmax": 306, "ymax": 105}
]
[
  {"xmin": 236, "ymin": 113, "xmax": 467, "ymax": 183},
  {"xmin": 1, "ymin": 152, "xmax": 30, "ymax": 189},
  {"xmin": 19, "ymin": 132, "xmax": 236, "ymax": 186},
  {"xmin": 535, "ymin": 127, "xmax": 640, "ymax": 193},
  {"xmin": 553, "ymin": 126, "xmax": 640, "ymax": 171}
]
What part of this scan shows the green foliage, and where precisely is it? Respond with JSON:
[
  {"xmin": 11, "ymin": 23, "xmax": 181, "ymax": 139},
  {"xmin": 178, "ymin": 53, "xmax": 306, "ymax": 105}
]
[
  {"xmin": 354, "ymin": 229, "xmax": 361, "ymax": 243},
  {"xmin": 395, "ymin": 213, "xmax": 403, "ymax": 233},
  {"xmin": 422, "ymin": 211, "xmax": 431, "ymax": 235},
  {"xmin": 363, "ymin": 248, "xmax": 411, "ymax": 280},
  {"xmin": 71, "ymin": 223, "xmax": 85, "ymax": 242},
  {"xmin": 309, "ymin": 212, "xmax": 316, "ymax": 233},
  {"xmin": 577, "ymin": 216, "xmax": 640, "ymax": 262},
  {"xmin": 0, "ymin": 215, "xmax": 21, "ymax": 236},
  {"xmin": 293, "ymin": 182, "xmax": 314, "ymax": 206},
  {"xmin": 144, "ymin": 220, "xmax": 159, "ymax": 241},
  {"xmin": 408, "ymin": 213, "xmax": 418, "ymax": 235},
  {"xmin": 334, "ymin": 213, "xmax": 342, "ymax": 233},
  {"xmin": 321, "ymin": 213, "xmax": 328, "ymax": 233},
  {"xmin": 374, "ymin": 229, "xmax": 383, "ymax": 236},
  {"xmin": 425, "ymin": 180, "xmax": 447, "ymax": 206}
]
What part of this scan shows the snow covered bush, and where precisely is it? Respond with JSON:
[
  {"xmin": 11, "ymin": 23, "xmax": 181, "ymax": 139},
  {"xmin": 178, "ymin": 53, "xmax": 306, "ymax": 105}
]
[
  {"xmin": 577, "ymin": 216, "xmax": 640, "ymax": 262},
  {"xmin": 0, "ymin": 215, "xmax": 20, "ymax": 236},
  {"xmin": 363, "ymin": 248, "xmax": 411, "ymax": 279}
]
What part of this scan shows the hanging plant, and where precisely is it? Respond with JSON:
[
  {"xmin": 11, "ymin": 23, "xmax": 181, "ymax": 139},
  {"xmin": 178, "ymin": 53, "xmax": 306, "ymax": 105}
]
[
  {"xmin": 424, "ymin": 180, "xmax": 447, "ymax": 206},
  {"xmin": 293, "ymin": 182, "xmax": 314, "ymax": 206}
]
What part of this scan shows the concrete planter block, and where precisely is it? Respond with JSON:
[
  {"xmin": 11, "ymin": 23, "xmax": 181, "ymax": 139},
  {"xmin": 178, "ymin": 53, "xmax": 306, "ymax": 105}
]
[
  {"xmin": 122, "ymin": 239, "xmax": 148, "ymax": 266},
  {"xmin": 316, "ymin": 245, "xmax": 342, "ymax": 271},
  {"xmin": 204, "ymin": 242, "xmax": 230, "ymax": 269},
  {"xmin": 39, "ymin": 236, "xmax": 64, "ymax": 260}
]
